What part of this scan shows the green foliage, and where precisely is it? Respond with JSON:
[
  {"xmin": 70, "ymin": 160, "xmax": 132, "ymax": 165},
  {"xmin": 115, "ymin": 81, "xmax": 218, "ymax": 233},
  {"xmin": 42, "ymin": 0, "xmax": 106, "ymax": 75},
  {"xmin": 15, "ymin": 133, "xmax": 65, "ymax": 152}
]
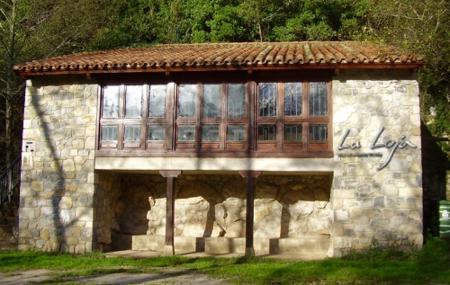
[
  {"xmin": 365, "ymin": 0, "xmax": 450, "ymax": 149},
  {"xmin": 0, "ymin": 241, "xmax": 449, "ymax": 284}
]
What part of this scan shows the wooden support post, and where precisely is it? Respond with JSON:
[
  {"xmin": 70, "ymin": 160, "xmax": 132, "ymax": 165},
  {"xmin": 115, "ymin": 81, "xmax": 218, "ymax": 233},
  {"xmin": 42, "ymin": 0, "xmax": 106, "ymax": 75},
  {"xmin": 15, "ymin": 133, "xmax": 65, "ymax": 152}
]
[
  {"xmin": 239, "ymin": 171, "xmax": 261, "ymax": 257},
  {"xmin": 160, "ymin": 170, "xmax": 181, "ymax": 255}
]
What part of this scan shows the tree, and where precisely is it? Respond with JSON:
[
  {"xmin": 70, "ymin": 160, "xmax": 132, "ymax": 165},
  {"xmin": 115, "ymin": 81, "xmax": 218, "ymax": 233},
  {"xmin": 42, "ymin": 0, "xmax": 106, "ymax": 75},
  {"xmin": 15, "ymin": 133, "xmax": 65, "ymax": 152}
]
[
  {"xmin": 366, "ymin": 0, "xmax": 450, "ymax": 151},
  {"xmin": 0, "ymin": 0, "xmax": 28, "ymax": 169},
  {"xmin": 0, "ymin": 0, "xmax": 113, "ymax": 168}
]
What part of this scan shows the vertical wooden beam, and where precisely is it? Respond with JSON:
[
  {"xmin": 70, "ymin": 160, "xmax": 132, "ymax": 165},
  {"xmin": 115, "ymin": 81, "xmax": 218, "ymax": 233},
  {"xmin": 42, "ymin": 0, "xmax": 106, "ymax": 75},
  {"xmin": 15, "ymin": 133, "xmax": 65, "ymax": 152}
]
[
  {"xmin": 160, "ymin": 170, "xmax": 181, "ymax": 255},
  {"xmin": 239, "ymin": 171, "xmax": 261, "ymax": 257}
]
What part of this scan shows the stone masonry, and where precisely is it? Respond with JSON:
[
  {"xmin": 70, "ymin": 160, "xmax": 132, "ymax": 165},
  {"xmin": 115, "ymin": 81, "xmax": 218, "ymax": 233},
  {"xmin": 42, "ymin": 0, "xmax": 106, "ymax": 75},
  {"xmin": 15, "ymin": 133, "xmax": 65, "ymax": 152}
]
[
  {"xmin": 19, "ymin": 78, "xmax": 98, "ymax": 253},
  {"xmin": 331, "ymin": 70, "xmax": 422, "ymax": 256},
  {"xmin": 17, "ymin": 69, "xmax": 424, "ymax": 256},
  {"xmin": 92, "ymin": 173, "xmax": 332, "ymax": 251}
]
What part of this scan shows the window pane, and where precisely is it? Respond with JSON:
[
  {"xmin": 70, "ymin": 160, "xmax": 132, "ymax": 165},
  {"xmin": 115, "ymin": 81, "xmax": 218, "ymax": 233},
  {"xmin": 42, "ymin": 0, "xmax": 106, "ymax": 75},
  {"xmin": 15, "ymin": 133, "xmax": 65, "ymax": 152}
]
[
  {"xmin": 101, "ymin": 126, "xmax": 118, "ymax": 141},
  {"xmin": 149, "ymin": 85, "xmax": 166, "ymax": 117},
  {"xmin": 102, "ymin": 86, "xmax": 120, "ymax": 118},
  {"xmin": 178, "ymin": 125, "xmax": 195, "ymax": 141},
  {"xmin": 284, "ymin": 125, "xmax": 302, "ymax": 142},
  {"xmin": 259, "ymin": 83, "xmax": 277, "ymax": 117},
  {"xmin": 202, "ymin": 125, "xmax": 219, "ymax": 141},
  {"xmin": 124, "ymin": 125, "xmax": 141, "ymax": 143},
  {"xmin": 125, "ymin": 85, "xmax": 142, "ymax": 118},
  {"xmin": 227, "ymin": 125, "xmax": 245, "ymax": 142},
  {"xmin": 148, "ymin": 125, "xmax": 165, "ymax": 141},
  {"xmin": 309, "ymin": 82, "xmax": 327, "ymax": 116},
  {"xmin": 178, "ymin": 85, "xmax": 196, "ymax": 117},
  {"xmin": 203, "ymin": 85, "xmax": 221, "ymax": 118},
  {"xmin": 309, "ymin": 124, "xmax": 328, "ymax": 143},
  {"xmin": 258, "ymin": 124, "xmax": 276, "ymax": 141},
  {"xmin": 284, "ymin": 83, "xmax": 302, "ymax": 116},
  {"xmin": 228, "ymin": 84, "xmax": 245, "ymax": 119}
]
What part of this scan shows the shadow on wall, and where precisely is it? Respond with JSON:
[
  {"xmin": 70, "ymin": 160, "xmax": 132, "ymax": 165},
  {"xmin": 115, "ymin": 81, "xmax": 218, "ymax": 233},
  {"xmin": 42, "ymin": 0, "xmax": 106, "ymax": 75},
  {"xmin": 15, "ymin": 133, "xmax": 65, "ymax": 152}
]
[
  {"xmin": 29, "ymin": 81, "xmax": 92, "ymax": 252},
  {"xmin": 99, "ymin": 173, "xmax": 332, "ymax": 251},
  {"xmin": 421, "ymin": 122, "xmax": 449, "ymax": 237}
]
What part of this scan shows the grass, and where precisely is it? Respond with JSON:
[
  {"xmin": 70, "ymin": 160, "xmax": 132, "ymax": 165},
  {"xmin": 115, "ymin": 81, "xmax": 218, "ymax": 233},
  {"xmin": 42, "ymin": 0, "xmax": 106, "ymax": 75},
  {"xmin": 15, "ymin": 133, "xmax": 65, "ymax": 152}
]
[{"xmin": 0, "ymin": 238, "xmax": 449, "ymax": 284}]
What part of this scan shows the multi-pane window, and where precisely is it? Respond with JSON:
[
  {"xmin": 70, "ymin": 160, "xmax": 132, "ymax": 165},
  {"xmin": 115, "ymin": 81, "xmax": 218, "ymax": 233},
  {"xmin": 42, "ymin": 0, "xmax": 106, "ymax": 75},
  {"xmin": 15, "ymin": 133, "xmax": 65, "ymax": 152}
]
[
  {"xmin": 258, "ymin": 125, "xmax": 276, "ymax": 141},
  {"xmin": 125, "ymin": 86, "xmax": 142, "ymax": 118},
  {"xmin": 148, "ymin": 125, "xmax": 164, "ymax": 141},
  {"xmin": 259, "ymin": 83, "xmax": 277, "ymax": 117},
  {"xmin": 284, "ymin": 83, "xmax": 302, "ymax": 116},
  {"xmin": 284, "ymin": 125, "xmax": 302, "ymax": 142},
  {"xmin": 149, "ymin": 85, "xmax": 166, "ymax": 117},
  {"xmin": 178, "ymin": 85, "xmax": 196, "ymax": 117},
  {"xmin": 102, "ymin": 86, "xmax": 120, "ymax": 118},
  {"xmin": 309, "ymin": 124, "xmax": 328, "ymax": 143},
  {"xmin": 124, "ymin": 125, "xmax": 141, "ymax": 143},
  {"xmin": 227, "ymin": 125, "xmax": 245, "ymax": 142},
  {"xmin": 99, "ymin": 80, "xmax": 330, "ymax": 155},
  {"xmin": 101, "ymin": 126, "xmax": 118, "ymax": 141},
  {"xmin": 203, "ymin": 85, "xmax": 221, "ymax": 118},
  {"xmin": 202, "ymin": 125, "xmax": 220, "ymax": 141},
  {"xmin": 178, "ymin": 125, "xmax": 196, "ymax": 141},
  {"xmin": 228, "ymin": 84, "xmax": 245, "ymax": 119},
  {"xmin": 309, "ymin": 82, "xmax": 327, "ymax": 116}
]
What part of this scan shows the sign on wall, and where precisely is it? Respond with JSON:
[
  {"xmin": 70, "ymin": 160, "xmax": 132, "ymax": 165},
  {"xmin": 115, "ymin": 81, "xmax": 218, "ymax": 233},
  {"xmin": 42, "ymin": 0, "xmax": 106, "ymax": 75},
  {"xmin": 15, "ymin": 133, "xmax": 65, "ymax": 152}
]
[{"xmin": 337, "ymin": 128, "xmax": 417, "ymax": 170}]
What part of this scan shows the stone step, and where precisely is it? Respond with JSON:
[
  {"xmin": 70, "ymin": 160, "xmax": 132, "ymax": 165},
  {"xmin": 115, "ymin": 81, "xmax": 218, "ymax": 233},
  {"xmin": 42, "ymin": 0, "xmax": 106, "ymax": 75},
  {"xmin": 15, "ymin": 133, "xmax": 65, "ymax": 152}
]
[
  {"xmin": 132, "ymin": 235, "xmax": 330, "ymax": 257},
  {"xmin": 132, "ymin": 235, "xmax": 199, "ymax": 254},
  {"xmin": 0, "ymin": 243, "xmax": 17, "ymax": 250},
  {"xmin": 204, "ymin": 237, "xmax": 269, "ymax": 255}
]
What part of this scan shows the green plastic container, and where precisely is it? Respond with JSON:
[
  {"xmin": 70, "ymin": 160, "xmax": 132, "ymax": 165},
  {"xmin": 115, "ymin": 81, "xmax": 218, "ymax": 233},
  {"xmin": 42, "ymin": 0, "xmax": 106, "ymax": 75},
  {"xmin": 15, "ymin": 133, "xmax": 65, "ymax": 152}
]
[{"xmin": 440, "ymin": 200, "xmax": 450, "ymax": 238}]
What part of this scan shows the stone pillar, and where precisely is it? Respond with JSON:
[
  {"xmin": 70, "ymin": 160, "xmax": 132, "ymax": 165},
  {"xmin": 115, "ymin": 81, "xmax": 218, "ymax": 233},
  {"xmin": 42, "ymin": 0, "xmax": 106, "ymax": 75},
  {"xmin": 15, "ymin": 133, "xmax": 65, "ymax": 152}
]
[
  {"xmin": 19, "ymin": 79, "xmax": 98, "ymax": 253},
  {"xmin": 331, "ymin": 70, "xmax": 423, "ymax": 255},
  {"xmin": 160, "ymin": 170, "xmax": 181, "ymax": 255},
  {"xmin": 240, "ymin": 171, "xmax": 261, "ymax": 257}
]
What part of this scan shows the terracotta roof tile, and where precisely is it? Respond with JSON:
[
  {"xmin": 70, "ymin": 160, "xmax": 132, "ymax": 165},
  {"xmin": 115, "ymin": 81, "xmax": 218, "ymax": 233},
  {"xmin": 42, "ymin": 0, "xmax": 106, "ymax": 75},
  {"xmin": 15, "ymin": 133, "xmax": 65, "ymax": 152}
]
[{"xmin": 14, "ymin": 41, "xmax": 422, "ymax": 75}]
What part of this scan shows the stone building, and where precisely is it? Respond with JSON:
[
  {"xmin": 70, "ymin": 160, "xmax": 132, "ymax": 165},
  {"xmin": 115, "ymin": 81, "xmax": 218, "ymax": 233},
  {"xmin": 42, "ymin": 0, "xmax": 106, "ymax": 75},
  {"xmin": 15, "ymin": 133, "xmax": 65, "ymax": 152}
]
[{"xmin": 14, "ymin": 41, "xmax": 423, "ymax": 258}]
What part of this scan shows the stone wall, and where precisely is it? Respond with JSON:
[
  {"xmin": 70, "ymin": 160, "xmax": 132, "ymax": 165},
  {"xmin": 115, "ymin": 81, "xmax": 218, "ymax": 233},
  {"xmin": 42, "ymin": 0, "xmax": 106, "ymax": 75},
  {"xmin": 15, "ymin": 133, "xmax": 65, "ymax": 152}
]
[
  {"xmin": 331, "ymin": 70, "xmax": 422, "ymax": 255},
  {"xmin": 93, "ymin": 172, "xmax": 121, "ymax": 251},
  {"xmin": 19, "ymin": 78, "xmax": 98, "ymax": 253},
  {"xmin": 118, "ymin": 174, "xmax": 332, "ymax": 240},
  {"xmin": 17, "ymin": 70, "xmax": 424, "ymax": 256}
]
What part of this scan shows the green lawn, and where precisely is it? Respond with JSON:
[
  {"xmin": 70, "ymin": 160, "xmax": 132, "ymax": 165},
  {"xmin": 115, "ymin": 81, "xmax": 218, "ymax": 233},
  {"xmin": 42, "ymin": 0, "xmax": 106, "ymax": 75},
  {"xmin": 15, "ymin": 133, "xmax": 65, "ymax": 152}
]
[{"xmin": 0, "ymin": 238, "xmax": 449, "ymax": 284}]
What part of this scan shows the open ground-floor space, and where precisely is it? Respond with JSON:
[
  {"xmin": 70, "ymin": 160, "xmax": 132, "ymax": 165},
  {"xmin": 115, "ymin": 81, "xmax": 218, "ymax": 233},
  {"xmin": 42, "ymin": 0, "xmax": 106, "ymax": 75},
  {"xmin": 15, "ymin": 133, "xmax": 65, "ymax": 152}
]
[{"xmin": 94, "ymin": 171, "xmax": 333, "ymax": 259}]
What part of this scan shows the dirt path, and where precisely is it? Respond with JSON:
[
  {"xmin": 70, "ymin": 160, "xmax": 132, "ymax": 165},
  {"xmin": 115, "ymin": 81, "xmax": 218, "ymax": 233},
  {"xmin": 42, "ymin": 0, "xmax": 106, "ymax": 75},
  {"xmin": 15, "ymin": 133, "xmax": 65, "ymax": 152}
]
[{"xmin": 0, "ymin": 269, "xmax": 230, "ymax": 285}]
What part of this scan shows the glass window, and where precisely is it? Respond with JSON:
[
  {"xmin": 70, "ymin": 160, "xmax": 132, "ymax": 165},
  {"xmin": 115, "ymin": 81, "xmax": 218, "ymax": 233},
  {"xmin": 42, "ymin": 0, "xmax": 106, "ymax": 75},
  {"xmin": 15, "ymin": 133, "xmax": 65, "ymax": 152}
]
[
  {"xmin": 284, "ymin": 83, "xmax": 302, "ymax": 116},
  {"xmin": 177, "ymin": 125, "xmax": 195, "ymax": 141},
  {"xmin": 202, "ymin": 125, "xmax": 219, "ymax": 141},
  {"xmin": 101, "ymin": 126, "xmax": 118, "ymax": 141},
  {"xmin": 258, "ymin": 124, "xmax": 276, "ymax": 141},
  {"xmin": 227, "ymin": 84, "xmax": 245, "ymax": 119},
  {"xmin": 284, "ymin": 125, "xmax": 302, "ymax": 142},
  {"xmin": 124, "ymin": 125, "xmax": 141, "ymax": 143},
  {"xmin": 125, "ymin": 85, "xmax": 142, "ymax": 118},
  {"xmin": 203, "ymin": 85, "xmax": 221, "ymax": 118},
  {"xmin": 309, "ymin": 124, "xmax": 328, "ymax": 143},
  {"xmin": 102, "ymin": 86, "xmax": 120, "ymax": 118},
  {"xmin": 149, "ymin": 85, "xmax": 166, "ymax": 117},
  {"xmin": 259, "ymin": 83, "xmax": 277, "ymax": 117},
  {"xmin": 227, "ymin": 125, "xmax": 245, "ymax": 142},
  {"xmin": 309, "ymin": 82, "xmax": 327, "ymax": 116},
  {"xmin": 148, "ymin": 125, "xmax": 165, "ymax": 141},
  {"xmin": 178, "ymin": 84, "xmax": 196, "ymax": 117}
]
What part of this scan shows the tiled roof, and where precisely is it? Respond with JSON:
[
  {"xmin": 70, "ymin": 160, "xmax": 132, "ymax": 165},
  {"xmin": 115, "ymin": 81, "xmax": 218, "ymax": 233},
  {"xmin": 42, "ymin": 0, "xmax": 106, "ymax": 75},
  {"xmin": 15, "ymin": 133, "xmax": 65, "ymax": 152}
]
[{"xmin": 14, "ymin": 41, "xmax": 422, "ymax": 75}]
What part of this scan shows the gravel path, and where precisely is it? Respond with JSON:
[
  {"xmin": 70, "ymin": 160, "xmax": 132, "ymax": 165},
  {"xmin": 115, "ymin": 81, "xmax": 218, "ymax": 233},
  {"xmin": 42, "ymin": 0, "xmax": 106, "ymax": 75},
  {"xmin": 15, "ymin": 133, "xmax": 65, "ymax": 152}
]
[{"xmin": 0, "ymin": 269, "xmax": 230, "ymax": 285}]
